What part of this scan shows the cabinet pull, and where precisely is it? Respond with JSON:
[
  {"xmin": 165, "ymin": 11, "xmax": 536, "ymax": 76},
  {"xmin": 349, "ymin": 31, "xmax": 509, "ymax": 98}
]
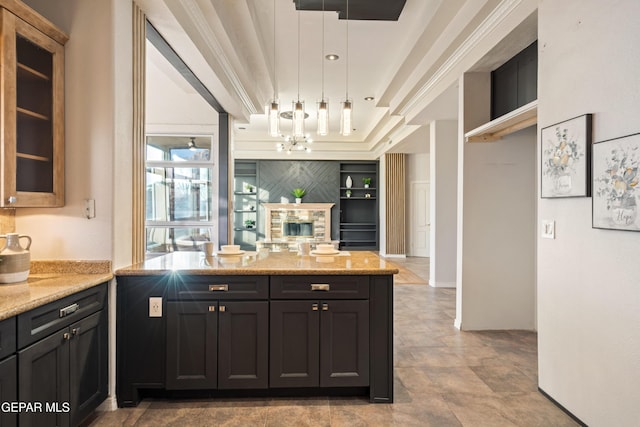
[
  {"xmin": 72, "ymin": 327, "xmax": 80, "ymax": 336},
  {"xmin": 208, "ymin": 306, "xmax": 216, "ymax": 312},
  {"xmin": 7, "ymin": 196, "xmax": 16, "ymax": 204},
  {"xmin": 59, "ymin": 303, "xmax": 79, "ymax": 318},
  {"xmin": 322, "ymin": 303, "xmax": 329, "ymax": 311},
  {"xmin": 219, "ymin": 305, "xmax": 226, "ymax": 312},
  {"xmin": 311, "ymin": 283, "xmax": 330, "ymax": 291},
  {"xmin": 209, "ymin": 284, "xmax": 229, "ymax": 292},
  {"xmin": 63, "ymin": 332, "xmax": 70, "ymax": 340},
  {"xmin": 312, "ymin": 303, "xmax": 319, "ymax": 311}
]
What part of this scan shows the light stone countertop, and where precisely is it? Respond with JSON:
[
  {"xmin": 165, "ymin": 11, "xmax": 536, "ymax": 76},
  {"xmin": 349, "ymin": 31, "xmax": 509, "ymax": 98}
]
[
  {"xmin": 116, "ymin": 250, "xmax": 399, "ymax": 276},
  {"xmin": 0, "ymin": 261, "xmax": 113, "ymax": 321}
]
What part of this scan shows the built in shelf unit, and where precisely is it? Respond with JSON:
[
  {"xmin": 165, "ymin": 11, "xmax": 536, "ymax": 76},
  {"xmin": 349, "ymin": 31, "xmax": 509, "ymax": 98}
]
[
  {"xmin": 232, "ymin": 161, "xmax": 259, "ymax": 250},
  {"xmin": 339, "ymin": 162, "xmax": 379, "ymax": 250}
]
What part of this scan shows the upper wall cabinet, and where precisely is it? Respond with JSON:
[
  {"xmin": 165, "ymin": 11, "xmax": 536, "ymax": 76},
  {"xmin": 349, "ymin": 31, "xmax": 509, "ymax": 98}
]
[{"xmin": 0, "ymin": 1, "xmax": 68, "ymax": 207}]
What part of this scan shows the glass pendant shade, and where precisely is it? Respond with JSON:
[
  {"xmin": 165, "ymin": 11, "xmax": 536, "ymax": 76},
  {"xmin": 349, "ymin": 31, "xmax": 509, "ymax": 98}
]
[
  {"xmin": 292, "ymin": 100, "xmax": 305, "ymax": 137},
  {"xmin": 340, "ymin": 99, "xmax": 352, "ymax": 136},
  {"xmin": 317, "ymin": 99, "xmax": 329, "ymax": 136},
  {"xmin": 267, "ymin": 99, "xmax": 280, "ymax": 137}
]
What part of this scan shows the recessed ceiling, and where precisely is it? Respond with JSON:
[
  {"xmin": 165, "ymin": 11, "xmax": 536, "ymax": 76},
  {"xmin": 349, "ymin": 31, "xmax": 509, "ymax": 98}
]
[{"xmin": 295, "ymin": 0, "xmax": 407, "ymax": 21}]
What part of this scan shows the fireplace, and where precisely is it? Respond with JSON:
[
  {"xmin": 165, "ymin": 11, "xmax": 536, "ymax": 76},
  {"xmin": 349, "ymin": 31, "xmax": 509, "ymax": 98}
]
[{"xmin": 263, "ymin": 203, "xmax": 334, "ymax": 241}]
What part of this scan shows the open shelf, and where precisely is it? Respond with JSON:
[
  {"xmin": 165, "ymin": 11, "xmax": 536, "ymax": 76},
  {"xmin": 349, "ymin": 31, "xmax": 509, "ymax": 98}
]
[{"xmin": 465, "ymin": 100, "xmax": 537, "ymax": 143}]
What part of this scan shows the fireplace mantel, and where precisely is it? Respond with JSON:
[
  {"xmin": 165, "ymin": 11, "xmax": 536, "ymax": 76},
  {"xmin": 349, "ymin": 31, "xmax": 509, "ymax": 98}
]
[{"xmin": 263, "ymin": 203, "xmax": 334, "ymax": 241}]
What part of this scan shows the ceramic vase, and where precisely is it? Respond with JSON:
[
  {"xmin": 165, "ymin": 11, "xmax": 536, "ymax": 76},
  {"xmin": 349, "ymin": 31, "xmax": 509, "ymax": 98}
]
[
  {"xmin": 346, "ymin": 176, "xmax": 353, "ymax": 189},
  {"xmin": 0, "ymin": 233, "xmax": 32, "ymax": 283}
]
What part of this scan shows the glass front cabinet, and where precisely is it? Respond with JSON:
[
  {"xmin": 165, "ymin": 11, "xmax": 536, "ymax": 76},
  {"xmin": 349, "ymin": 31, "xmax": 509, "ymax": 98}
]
[{"xmin": 0, "ymin": 5, "xmax": 68, "ymax": 207}]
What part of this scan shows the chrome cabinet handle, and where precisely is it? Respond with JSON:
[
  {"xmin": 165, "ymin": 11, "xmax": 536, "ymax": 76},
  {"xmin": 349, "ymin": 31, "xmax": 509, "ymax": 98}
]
[
  {"xmin": 311, "ymin": 284, "xmax": 330, "ymax": 291},
  {"xmin": 312, "ymin": 303, "xmax": 319, "ymax": 311},
  {"xmin": 219, "ymin": 305, "xmax": 226, "ymax": 312},
  {"xmin": 7, "ymin": 196, "xmax": 16, "ymax": 204},
  {"xmin": 322, "ymin": 303, "xmax": 329, "ymax": 311},
  {"xmin": 209, "ymin": 284, "xmax": 229, "ymax": 292},
  {"xmin": 72, "ymin": 327, "xmax": 81, "ymax": 336},
  {"xmin": 209, "ymin": 306, "xmax": 216, "ymax": 312},
  {"xmin": 59, "ymin": 303, "xmax": 79, "ymax": 318},
  {"xmin": 63, "ymin": 332, "xmax": 70, "ymax": 340}
]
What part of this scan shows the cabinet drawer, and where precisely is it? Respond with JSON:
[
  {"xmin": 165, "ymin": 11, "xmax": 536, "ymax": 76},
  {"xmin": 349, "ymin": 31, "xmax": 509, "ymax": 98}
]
[
  {"xmin": 270, "ymin": 276, "xmax": 369, "ymax": 299},
  {"xmin": 17, "ymin": 282, "xmax": 107, "ymax": 349},
  {"xmin": 0, "ymin": 317, "xmax": 16, "ymax": 359},
  {"xmin": 170, "ymin": 276, "xmax": 268, "ymax": 300}
]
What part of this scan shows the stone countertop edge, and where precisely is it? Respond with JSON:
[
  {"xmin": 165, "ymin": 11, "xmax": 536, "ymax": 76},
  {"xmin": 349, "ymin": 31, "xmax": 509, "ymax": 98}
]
[
  {"xmin": 115, "ymin": 251, "xmax": 400, "ymax": 276},
  {"xmin": 0, "ymin": 260, "xmax": 113, "ymax": 321}
]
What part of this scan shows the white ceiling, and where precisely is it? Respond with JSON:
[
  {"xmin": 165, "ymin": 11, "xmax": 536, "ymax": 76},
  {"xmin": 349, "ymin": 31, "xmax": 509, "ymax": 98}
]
[{"xmin": 136, "ymin": 0, "xmax": 537, "ymax": 158}]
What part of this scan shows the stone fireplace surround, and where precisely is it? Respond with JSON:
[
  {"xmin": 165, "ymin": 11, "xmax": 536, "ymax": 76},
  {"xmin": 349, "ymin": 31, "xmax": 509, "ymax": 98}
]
[{"xmin": 263, "ymin": 203, "xmax": 334, "ymax": 241}]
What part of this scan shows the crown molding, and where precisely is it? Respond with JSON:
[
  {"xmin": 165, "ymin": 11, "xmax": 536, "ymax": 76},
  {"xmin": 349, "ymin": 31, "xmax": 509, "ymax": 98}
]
[{"xmin": 398, "ymin": 0, "xmax": 529, "ymax": 121}]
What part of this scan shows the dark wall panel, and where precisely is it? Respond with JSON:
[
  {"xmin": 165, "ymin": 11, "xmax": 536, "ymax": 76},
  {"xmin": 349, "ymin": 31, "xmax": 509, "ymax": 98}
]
[{"xmin": 258, "ymin": 161, "xmax": 340, "ymax": 240}]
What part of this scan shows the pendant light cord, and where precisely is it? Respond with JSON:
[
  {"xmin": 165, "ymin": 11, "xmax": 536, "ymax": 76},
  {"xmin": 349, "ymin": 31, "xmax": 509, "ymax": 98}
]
[
  {"xmin": 321, "ymin": 0, "xmax": 325, "ymax": 99},
  {"xmin": 273, "ymin": 0, "xmax": 277, "ymax": 98},
  {"xmin": 297, "ymin": 0, "xmax": 301, "ymax": 102},
  {"xmin": 345, "ymin": 0, "xmax": 349, "ymax": 100}
]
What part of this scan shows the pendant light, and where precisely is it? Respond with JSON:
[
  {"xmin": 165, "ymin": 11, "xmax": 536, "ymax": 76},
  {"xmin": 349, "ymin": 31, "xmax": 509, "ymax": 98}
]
[
  {"xmin": 316, "ymin": 0, "xmax": 329, "ymax": 136},
  {"xmin": 340, "ymin": 0, "xmax": 352, "ymax": 136},
  {"xmin": 292, "ymin": 0, "xmax": 305, "ymax": 138},
  {"xmin": 266, "ymin": 0, "xmax": 280, "ymax": 137}
]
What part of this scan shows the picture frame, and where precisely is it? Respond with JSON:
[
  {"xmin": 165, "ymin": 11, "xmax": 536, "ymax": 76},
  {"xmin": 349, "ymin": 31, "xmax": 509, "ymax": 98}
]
[
  {"xmin": 592, "ymin": 132, "xmax": 640, "ymax": 231},
  {"xmin": 540, "ymin": 114, "xmax": 592, "ymax": 198}
]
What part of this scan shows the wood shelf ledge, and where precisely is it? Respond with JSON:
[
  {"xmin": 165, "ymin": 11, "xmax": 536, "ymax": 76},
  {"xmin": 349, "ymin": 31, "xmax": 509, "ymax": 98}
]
[{"xmin": 465, "ymin": 100, "xmax": 537, "ymax": 143}]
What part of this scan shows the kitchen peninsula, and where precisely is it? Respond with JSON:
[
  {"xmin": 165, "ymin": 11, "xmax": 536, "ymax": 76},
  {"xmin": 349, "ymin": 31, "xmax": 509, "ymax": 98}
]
[{"xmin": 116, "ymin": 250, "xmax": 397, "ymax": 406}]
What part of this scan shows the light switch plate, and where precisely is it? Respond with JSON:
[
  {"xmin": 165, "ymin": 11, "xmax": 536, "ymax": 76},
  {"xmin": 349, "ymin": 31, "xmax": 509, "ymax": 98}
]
[
  {"xmin": 149, "ymin": 297, "xmax": 162, "ymax": 317},
  {"xmin": 542, "ymin": 220, "xmax": 555, "ymax": 239}
]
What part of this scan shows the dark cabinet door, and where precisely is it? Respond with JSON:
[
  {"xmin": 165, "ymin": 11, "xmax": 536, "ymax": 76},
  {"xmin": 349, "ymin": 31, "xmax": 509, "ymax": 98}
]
[
  {"xmin": 18, "ymin": 329, "xmax": 70, "ymax": 427},
  {"xmin": 270, "ymin": 300, "xmax": 319, "ymax": 388},
  {"xmin": 166, "ymin": 301, "xmax": 218, "ymax": 389},
  {"xmin": 218, "ymin": 301, "xmax": 268, "ymax": 389},
  {"xmin": 0, "ymin": 355, "xmax": 17, "ymax": 427},
  {"xmin": 320, "ymin": 300, "xmax": 369, "ymax": 387},
  {"xmin": 70, "ymin": 310, "xmax": 108, "ymax": 427}
]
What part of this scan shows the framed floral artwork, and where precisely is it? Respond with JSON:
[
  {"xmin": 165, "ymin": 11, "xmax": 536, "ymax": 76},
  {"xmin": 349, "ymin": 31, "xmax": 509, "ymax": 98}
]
[
  {"xmin": 541, "ymin": 114, "xmax": 592, "ymax": 198},
  {"xmin": 592, "ymin": 132, "xmax": 640, "ymax": 231}
]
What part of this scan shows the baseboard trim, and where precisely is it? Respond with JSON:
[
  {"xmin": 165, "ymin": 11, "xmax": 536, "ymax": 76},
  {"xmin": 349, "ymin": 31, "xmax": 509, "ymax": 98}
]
[
  {"xmin": 537, "ymin": 387, "xmax": 587, "ymax": 426},
  {"xmin": 382, "ymin": 254, "xmax": 407, "ymax": 259},
  {"xmin": 428, "ymin": 279, "xmax": 456, "ymax": 288},
  {"xmin": 97, "ymin": 396, "xmax": 118, "ymax": 411}
]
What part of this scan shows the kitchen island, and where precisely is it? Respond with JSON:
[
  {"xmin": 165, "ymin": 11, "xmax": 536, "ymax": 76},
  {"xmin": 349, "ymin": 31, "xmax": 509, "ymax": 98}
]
[{"xmin": 116, "ymin": 250, "xmax": 397, "ymax": 407}]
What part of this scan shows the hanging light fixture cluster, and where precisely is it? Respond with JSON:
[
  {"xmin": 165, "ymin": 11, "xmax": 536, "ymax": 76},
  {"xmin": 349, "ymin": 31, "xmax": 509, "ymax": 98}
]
[{"xmin": 268, "ymin": 0, "xmax": 353, "ymax": 150}]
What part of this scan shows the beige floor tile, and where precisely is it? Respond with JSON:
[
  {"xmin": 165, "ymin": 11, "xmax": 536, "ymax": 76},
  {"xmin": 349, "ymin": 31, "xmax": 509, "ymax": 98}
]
[{"xmin": 89, "ymin": 256, "xmax": 579, "ymax": 427}]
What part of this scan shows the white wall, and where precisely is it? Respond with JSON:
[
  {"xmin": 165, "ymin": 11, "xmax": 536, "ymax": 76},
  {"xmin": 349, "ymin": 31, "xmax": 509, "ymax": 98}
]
[
  {"xmin": 429, "ymin": 120, "xmax": 457, "ymax": 288},
  {"xmin": 18, "ymin": 0, "xmax": 116, "ymax": 261},
  {"xmin": 537, "ymin": 1, "xmax": 640, "ymax": 424},
  {"xmin": 456, "ymin": 73, "xmax": 536, "ymax": 330}
]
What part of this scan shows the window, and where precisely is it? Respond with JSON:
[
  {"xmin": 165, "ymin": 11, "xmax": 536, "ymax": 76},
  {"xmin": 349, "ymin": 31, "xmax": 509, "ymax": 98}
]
[{"xmin": 145, "ymin": 135, "xmax": 217, "ymax": 256}]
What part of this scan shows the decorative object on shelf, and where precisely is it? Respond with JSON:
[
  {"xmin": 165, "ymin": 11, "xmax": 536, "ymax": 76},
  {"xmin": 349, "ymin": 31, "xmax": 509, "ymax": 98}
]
[
  {"xmin": 592, "ymin": 132, "xmax": 640, "ymax": 231},
  {"xmin": 346, "ymin": 189, "xmax": 352, "ymax": 198},
  {"xmin": 346, "ymin": 175, "xmax": 353, "ymax": 188},
  {"xmin": 541, "ymin": 114, "xmax": 592, "ymax": 198},
  {"xmin": 362, "ymin": 177, "xmax": 371, "ymax": 188},
  {"xmin": 244, "ymin": 183, "xmax": 255, "ymax": 193},
  {"xmin": 291, "ymin": 188, "xmax": 306, "ymax": 204},
  {"xmin": 365, "ymin": 193, "xmax": 371, "ymax": 198},
  {"xmin": 250, "ymin": 205, "xmax": 255, "ymax": 211},
  {"xmin": 244, "ymin": 219, "xmax": 256, "ymax": 229},
  {"xmin": 0, "ymin": 233, "xmax": 32, "ymax": 283}
]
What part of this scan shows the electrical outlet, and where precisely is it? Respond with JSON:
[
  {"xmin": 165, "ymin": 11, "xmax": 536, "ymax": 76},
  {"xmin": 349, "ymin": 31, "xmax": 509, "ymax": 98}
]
[
  {"xmin": 542, "ymin": 220, "xmax": 555, "ymax": 239},
  {"xmin": 149, "ymin": 297, "xmax": 162, "ymax": 317},
  {"xmin": 85, "ymin": 199, "xmax": 95, "ymax": 219}
]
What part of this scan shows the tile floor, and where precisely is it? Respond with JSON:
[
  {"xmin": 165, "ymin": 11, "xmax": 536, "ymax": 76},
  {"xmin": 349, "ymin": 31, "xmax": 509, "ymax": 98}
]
[{"xmin": 90, "ymin": 257, "xmax": 579, "ymax": 426}]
